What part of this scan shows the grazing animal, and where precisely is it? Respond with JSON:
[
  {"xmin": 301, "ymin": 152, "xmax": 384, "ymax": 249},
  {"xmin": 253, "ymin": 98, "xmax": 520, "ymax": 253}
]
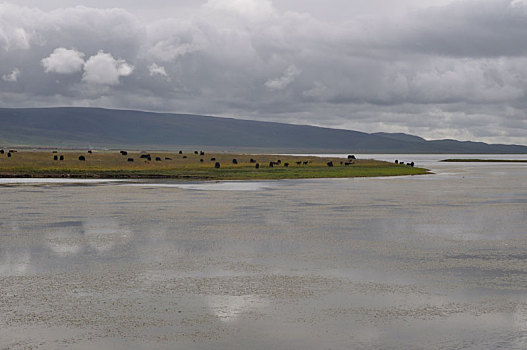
[
  {"xmin": 255, "ymin": 163, "xmax": 260, "ymax": 169},
  {"xmin": 155, "ymin": 157, "xmax": 161, "ymax": 161},
  {"xmin": 210, "ymin": 157, "xmax": 216, "ymax": 161},
  {"xmin": 179, "ymin": 150, "xmax": 183, "ymax": 154},
  {"xmin": 147, "ymin": 156, "xmax": 152, "ymax": 161},
  {"xmin": 78, "ymin": 156, "xmax": 86, "ymax": 161},
  {"xmin": 52, "ymin": 151, "xmax": 57, "ymax": 154},
  {"xmin": 395, "ymin": 160, "xmax": 399, "ymax": 164},
  {"xmin": 215, "ymin": 162, "xmax": 221, "ymax": 169},
  {"xmin": 303, "ymin": 161, "xmax": 309, "ymax": 165},
  {"xmin": 284, "ymin": 163, "xmax": 289, "ymax": 167},
  {"xmin": 53, "ymin": 155, "xmax": 58, "ymax": 160},
  {"xmin": 165, "ymin": 157, "xmax": 172, "ymax": 160},
  {"xmin": 407, "ymin": 162, "xmax": 411, "ymax": 166},
  {"xmin": 120, "ymin": 151, "xmax": 127, "ymax": 155},
  {"xmin": 250, "ymin": 158, "xmax": 256, "ymax": 163},
  {"xmin": 200, "ymin": 159, "xmax": 204, "ymax": 162},
  {"xmin": 348, "ymin": 155, "xmax": 356, "ymax": 160},
  {"xmin": 182, "ymin": 156, "xmax": 187, "ymax": 159},
  {"xmin": 340, "ymin": 161, "xmax": 343, "ymax": 165},
  {"xmin": 327, "ymin": 161, "xmax": 334, "ymax": 167},
  {"xmin": 60, "ymin": 155, "xmax": 64, "ymax": 160},
  {"xmin": 269, "ymin": 161, "xmax": 274, "ymax": 167},
  {"xmin": 232, "ymin": 158, "xmax": 238, "ymax": 164},
  {"xmin": 410, "ymin": 162, "xmax": 414, "ymax": 167},
  {"xmin": 344, "ymin": 162, "xmax": 351, "ymax": 166},
  {"xmin": 140, "ymin": 154, "xmax": 150, "ymax": 159},
  {"xmin": 200, "ymin": 151, "xmax": 205, "ymax": 156},
  {"xmin": 296, "ymin": 161, "xmax": 302, "ymax": 165},
  {"xmin": 7, "ymin": 152, "xmax": 11, "ymax": 158},
  {"xmin": 88, "ymin": 150, "xmax": 92, "ymax": 154},
  {"xmin": 128, "ymin": 158, "xmax": 134, "ymax": 162},
  {"xmin": 276, "ymin": 160, "xmax": 281, "ymax": 164},
  {"xmin": 194, "ymin": 151, "xmax": 198, "ymax": 155}
]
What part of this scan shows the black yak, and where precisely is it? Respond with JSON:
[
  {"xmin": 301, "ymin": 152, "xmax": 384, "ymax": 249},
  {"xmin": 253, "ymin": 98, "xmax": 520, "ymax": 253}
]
[
  {"xmin": 327, "ymin": 161, "xmax": 334, "ymax": 167},
  {"xmin": 232, "ymin": 158, "xmax": 238, "ymax": 164},
  {"xmin": 53, "ymin": 155, "xmax": 58, "ymax": 160},
  {"xmin": 120, "ymin": 151, "xmax": 128, "ymax": 155},
  {"xmin": 60, "ymin": 155, "xmax": 64, "ymax": 160},
  {"xmin": 215, "ymin": 162, "xmax": 221, "ymax": 168},
  {"xmin": 78, "ymin": 156, "xmax": 86, "ymax": 161},
  {"xmin": 348, "ymin": 155, "xmax": 356, "ymax": 160},
  {"xmin": 128, "ymin": 158, "xmax": 134, "ymax": 162},
  {"xmin": 155, "ymin": 157, "xmax": 161, "ymax": 161},
  {"xmin": 255, "ymin": 163, "xmax": 260, "ymax": 169},
  {"xmin": 284, "ymin": 163, "xmax": 289, "ymax": 167}
]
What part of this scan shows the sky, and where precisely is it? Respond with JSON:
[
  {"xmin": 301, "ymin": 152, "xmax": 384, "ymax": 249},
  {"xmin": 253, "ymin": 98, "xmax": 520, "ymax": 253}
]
[{"xmin": 1, "ymin": 0, "xmax": 527, "ymax": 144}]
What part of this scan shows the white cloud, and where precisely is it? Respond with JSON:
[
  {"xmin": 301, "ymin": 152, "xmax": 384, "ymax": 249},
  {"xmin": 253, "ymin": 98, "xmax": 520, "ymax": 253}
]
[
  {"xmin": 41, "ymin": 48, "xmax": 85, "ymax": 74},
  {"xmin": 148, "ymin": 63, "xmax": 168, "ymax": 78},
  {"xmin": 0, "ymin": 1, "xmax": 527, "ymax": 144},
  {"xmin": 82, "ymin": 51, "xmax": 134, "ymax": 85},
  {"xmin": 2, "ymin": 68, "xmax": 20, "ymax": 82},
  {"xmin": 265, "ymin": 65, "xmax": 301, "ymax": 91},
  {"xmin": 204, "ymin": 0, "xmax": 275, "ymax": 20}
]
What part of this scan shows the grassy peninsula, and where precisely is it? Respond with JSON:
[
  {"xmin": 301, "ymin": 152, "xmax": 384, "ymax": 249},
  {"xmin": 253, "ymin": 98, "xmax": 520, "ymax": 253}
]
[{"xmin": 0, "ymin": 150, "xmax": 429, "ymax": 180}]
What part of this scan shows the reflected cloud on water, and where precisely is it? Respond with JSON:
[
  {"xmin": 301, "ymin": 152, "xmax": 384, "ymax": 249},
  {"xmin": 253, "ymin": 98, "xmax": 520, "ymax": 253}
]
[{"xmin": 125, "ymin": 181, "xmax": 277, "ymax": 191}]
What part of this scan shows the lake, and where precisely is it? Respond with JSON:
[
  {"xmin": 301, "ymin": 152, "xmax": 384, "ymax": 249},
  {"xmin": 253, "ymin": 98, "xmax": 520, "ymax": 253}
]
[{"xmin": 0, "ymin": 155, "xmax": 526, "ymax": 349}]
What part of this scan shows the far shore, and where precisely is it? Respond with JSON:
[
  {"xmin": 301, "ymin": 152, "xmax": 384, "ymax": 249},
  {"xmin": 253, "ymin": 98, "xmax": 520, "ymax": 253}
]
[
  {"xmin": 0, "ymin": 150, "xmax": 429, "ymax": 180},
  {"xmin": 441, "ymin": 159, "xmax": 527, "ymax": 163}
]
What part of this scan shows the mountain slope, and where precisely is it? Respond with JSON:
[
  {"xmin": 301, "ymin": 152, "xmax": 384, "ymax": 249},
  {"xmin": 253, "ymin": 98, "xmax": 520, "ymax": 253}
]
[{"xmin": 0, "ymin": 107, "xmax": 526, "ymax": 153}]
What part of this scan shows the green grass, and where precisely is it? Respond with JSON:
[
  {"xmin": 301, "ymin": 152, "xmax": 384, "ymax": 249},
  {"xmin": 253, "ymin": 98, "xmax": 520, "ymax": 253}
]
[{"xmin": 0, "ymin": 150, "xmax": 429, "ymax": 180}]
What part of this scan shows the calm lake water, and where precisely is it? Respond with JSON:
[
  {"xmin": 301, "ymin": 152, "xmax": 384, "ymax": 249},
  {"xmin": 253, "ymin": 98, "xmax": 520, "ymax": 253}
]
[{"xmin": 0, "ymin": 155, "xmax": 526, "ymax": 349}]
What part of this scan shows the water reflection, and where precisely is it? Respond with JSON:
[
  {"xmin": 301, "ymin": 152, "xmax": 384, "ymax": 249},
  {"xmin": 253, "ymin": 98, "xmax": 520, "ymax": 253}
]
[
  {"xmin": 0, "ymin": 249, "xmax": 30, "ymax": 276},
  {"xmin": 0, "ymin": 157, "xmax": 526, "ymax": 348},
  {"xmin": 205, "ymin": 295, "xmax": 269, "ymax": 323}
]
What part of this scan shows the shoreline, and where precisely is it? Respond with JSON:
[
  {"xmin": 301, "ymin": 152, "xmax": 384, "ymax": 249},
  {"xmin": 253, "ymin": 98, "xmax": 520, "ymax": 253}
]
[{"xmin": 441, "ymin": 159, "xmax": 527, "ymax": 162}]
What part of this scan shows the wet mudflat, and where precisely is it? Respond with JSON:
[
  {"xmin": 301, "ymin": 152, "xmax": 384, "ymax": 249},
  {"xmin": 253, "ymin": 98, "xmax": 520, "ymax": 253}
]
[{"xmin": 0, "ymin": 156, "xmax": 526, "ymax": 349}]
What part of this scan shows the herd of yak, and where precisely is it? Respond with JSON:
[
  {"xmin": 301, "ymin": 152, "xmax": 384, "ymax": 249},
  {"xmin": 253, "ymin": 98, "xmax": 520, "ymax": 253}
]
[{"xmin": 0, "ymin": 149, "xmax": 415, "ymax": 168}]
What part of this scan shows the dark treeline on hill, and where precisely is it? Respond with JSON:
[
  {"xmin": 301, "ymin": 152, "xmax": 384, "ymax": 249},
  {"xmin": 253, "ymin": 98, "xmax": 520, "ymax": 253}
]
[{"xmin": 0, "ymin": 107, "xmax": 526, "ymax": 153}]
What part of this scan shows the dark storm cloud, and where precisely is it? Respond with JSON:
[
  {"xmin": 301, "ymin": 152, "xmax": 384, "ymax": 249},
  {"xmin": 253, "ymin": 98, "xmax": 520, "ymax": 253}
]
[{"xmin": 0, "ymin": 0, "xmax": 526, "ymax": 144}]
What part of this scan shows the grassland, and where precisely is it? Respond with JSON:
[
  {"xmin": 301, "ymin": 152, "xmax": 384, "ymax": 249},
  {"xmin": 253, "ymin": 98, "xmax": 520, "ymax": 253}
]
[
  {"xmin": 0, "ymin": 150, "xmax": 429, "ymax": 180},
  {"xmin": 442, "ymin": 159, "xmax": 527, "ymax": 162}
]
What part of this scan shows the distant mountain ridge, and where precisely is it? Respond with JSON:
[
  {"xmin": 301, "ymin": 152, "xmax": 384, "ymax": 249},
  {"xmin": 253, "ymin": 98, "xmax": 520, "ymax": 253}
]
[{"xmin": 0, "ymin": 107, "xmax": 526, "ymax": 153}]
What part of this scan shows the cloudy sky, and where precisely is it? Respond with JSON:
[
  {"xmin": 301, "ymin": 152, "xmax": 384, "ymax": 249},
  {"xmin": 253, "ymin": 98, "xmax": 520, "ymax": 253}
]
[{"xmin": 1, "ymin": 0, "xmax": 527, "ymax": 144}]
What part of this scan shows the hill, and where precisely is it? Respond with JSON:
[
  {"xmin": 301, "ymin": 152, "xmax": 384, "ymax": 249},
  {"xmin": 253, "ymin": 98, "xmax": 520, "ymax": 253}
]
[{"xmin": 0, "ymin": 107, "xmax": 526, "ymax": 153}]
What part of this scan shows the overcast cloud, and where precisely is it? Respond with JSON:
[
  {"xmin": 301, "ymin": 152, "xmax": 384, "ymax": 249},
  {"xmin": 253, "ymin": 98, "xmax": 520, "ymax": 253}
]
[{"xmin": 1, "ymin": 0, "xmax": 526, "ymax": 144}]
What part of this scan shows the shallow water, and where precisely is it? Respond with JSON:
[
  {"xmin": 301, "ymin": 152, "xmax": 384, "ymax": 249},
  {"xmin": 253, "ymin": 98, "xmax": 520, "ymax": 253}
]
[{"xmin": 0, "ymin": 155, "xmax": 526, "ymax": 349}]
